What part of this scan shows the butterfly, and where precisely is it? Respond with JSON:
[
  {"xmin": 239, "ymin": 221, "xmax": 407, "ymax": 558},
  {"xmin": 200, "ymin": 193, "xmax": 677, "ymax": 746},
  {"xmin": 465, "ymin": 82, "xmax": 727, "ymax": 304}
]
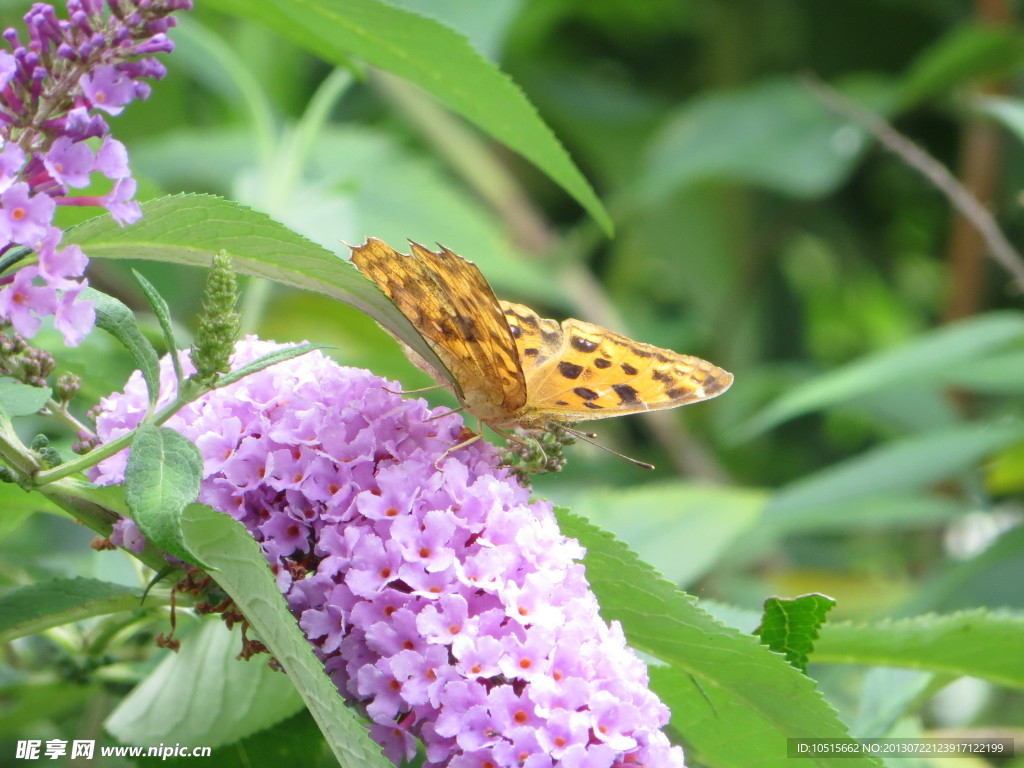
[{"xmin": 350, "ymin": 238, "xmax": 732, "ymax": 456}]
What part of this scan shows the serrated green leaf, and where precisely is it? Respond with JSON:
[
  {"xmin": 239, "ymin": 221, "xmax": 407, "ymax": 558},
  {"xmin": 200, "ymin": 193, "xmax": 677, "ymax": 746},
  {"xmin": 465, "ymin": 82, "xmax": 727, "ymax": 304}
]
[
  {"xmin": 132, "ymin": 268, "xmax": 183, "ymax": 382},
  {"xmin": 204, "ymin": 0, "xmax": 610, "ymax": 234},
  {"xmin": 106, "ymin": 619, "xmax": 304, "ymax": 748},
  {"xmin": 556, "ymin": 509, "xmax": 878, "ymax": 768},
  {"xmin": 65, "ymin": 195, "xmax": 456, "ymax": 397},
  {"xmin": 755, "ymin": 594, "xmax": 836, "ymax": 673},
  {"xmin": 84, "ymin": 286, "xmax": 161, "ymax": 407},
  {"xmin": 0, "ymin": 377, "xmax": 51, "ymax": 417},
  {"xmin": 215, "ymin": 342, "xmax": 328, "ymax": 388},
  {"xmin": 814, "ymin": 610, "xmax": 1024, "ymax": 690},
  {"xmin": 0, "ymin": 577, "xmax": 142, "ymax": 643},
  {"xmin": 741, "ymin": 311, "xmax": 1024, "ymax": 438},
  {"xmin": 125, "ymin": 425, "xmax": 204, "ymax": 566},
  {"xmin": 179, "ymin": 503, "xmax": 391, "ymax": 768}
]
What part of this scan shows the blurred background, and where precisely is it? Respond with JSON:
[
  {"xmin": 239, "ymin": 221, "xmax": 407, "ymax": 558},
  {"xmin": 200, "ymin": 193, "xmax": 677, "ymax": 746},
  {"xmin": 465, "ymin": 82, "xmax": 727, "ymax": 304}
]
[{"xmin": 2, "ymin": 0, "xmax": 1023, "ymax": 751}]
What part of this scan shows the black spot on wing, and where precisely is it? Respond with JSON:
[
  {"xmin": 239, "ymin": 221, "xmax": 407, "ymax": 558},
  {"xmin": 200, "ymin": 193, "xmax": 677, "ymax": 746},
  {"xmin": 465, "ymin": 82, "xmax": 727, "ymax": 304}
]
[
  {"xmin": 666, "ymin": 387, "xmax": 692, "ymax": 400},
  {"xmin": 652, "ymin": 369, "xmax": 675, "ymax": 386},
  {"xmin": 558, "ymin": 361, "xmax": 584, "ymax": 380},
  {"xmin": 594, "ymin": 358, "xmax": 611, "ymax": 369},
  {"xmin": 621, "ymin": 362, "xmax": 638, "ymax": 376},
  {"xmin": 612, "ymin": 384, "xmax": 639, "ymax": 403},
  {"xmin": 570, "ymin": 336, "xmax": 598, "ymax": 353},
  {"xmin": 523, "ymin": 348, "xmax": 539, "ymax": 357},
  {"xmin": 573, "ymin": 387, "xmax": 599, "ymax": 401},
  {"xmin": 505, "ymin": 307, "xmax": 539, "ymax": 328}
]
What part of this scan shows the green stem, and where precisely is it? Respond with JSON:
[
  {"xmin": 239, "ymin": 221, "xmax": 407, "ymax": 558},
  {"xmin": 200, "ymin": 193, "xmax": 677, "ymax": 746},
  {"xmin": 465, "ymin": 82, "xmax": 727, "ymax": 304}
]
[
  {"xmin": 271, "ymin": 67, "xmax": 354, "ymax": 213},
  {"xmin": 0, "ymin": 419, "xmax": 39, "ymax": 479},
  {"xmin": 42, "ymin": 398, "xmax": 93, "ymax": 437}
]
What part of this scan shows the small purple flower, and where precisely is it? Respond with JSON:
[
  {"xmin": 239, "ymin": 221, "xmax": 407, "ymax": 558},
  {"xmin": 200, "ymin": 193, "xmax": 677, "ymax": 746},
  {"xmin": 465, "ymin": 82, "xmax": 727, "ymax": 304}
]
[
  {"xmin": 43, "ymin": 137, "xmax": 95, "ymax": 188},
  {"xmin": 0, "ymin": 143, "xmax": 26, "ymax": 192},
  {"xmin": 53, "ymin": 285, "xmax": 95, "ymax": 346},
  {"xmin": 0, "ymin": 267, "xmax": 57, "ymax": 337},
  {"xmin": 0, "ymin": 183, "xmax": 56, "ymax": 246},
  {"xmin": 80, "ymin": 64, "xmax": 137, "ymax": 115},
  {"xmin": 95, "ymin": 136, "xmax": 131, "ymax": 179},
  {"xmin": 97, "ymin": 176, "xmax": 141, "ymax": 224},
  {"xmin": 110, "ymin": 517, "xmax": 146, "ymax": 554},
  {"xmin": 90, "ymin": 338, "xmax": 685, "ymax": 768}
]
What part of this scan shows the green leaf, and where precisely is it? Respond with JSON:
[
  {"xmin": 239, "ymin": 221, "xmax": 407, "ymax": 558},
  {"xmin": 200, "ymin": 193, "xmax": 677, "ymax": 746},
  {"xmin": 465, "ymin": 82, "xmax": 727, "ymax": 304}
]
[
  {"xmin": 852, "ymin": 668, "xmax": 935, "ymax": 738},
  {"xmin": 106, "ymin": 619, "xmax": 304, "ymax": 748},
  {"xmin": 899, "ymin": 26, "xmax": 1024, "ymax": 108},
  {"xmin": 65, "ymin": 195, "xmax": 455, "ymax": 396},
  {"xmin": 0, "ymin": 682, "xmax": 96, "ymax": 738},
  {"xmin": 741, "ymin": 311, "xmax": 1024, "ymax": 437},
  {"xmin": 205, "ymin": 0, "xmax": 611, "ymax": 234},
  {"xmin": 133, "ymin": 268, "xmax": 183, "ymax": 381},
  {"xmin": 0, "ymin": 377, "xmax": 51, "ymax": 417},
  {"xmin": 179, "ymin": 503, "xmax": 391, "ymax": 768},
  {"xmin": 570, "ymin": 483, "xmax": 766, "ymax": 586},
  {"xmin": 157, "ymin": 710, "xmax": 332, "ymax": 768},
  {"xmin": 124, "ymin": 425, "xmax": 204, "ymax": 566},
  {"xmin": 215, "ymin": 342, "xmax": 328, "ymax": 388},
  {"xmin": 0, "ymin": 480, "xmax": 63, "ymax": 540},
  {"xmin": 814, "ymin": 610, "xmax": 1024, "ymax": 690},
  {"xmin": 556, "ymin": 509, "xmax": 878, "ymax": 768},
  {"xmin": 750, "ymin": 493, "xmax": 966, "ymax": 541},
  {"xmin": 0, "ymin": 577, "xmax": 142, "ymax": 643},
  {"xmin": 765, "ymin": 421, "xmax": 1024, "ymax": 521},
  {"xmin": 976, "ymin": 94, "xmax": 1024, "ymax": 146},
  {"xmin": 85, "ymin": 286, "xmax": 162, "ymax": 407},
  {"xmin": 639, "ymin": 75, "xmax": 895, "ymax": 201},
  {"xmin": 755, "ymin": 594, "xmax": 837, "ymax": 673}
]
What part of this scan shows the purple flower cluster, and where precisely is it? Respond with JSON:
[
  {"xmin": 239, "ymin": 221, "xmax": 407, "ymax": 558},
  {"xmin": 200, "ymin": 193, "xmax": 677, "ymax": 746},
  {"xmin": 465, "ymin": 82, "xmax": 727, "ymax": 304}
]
[
  {"xmin": 0, "ymin": 0, "xmax": 190, "ymax": 344},
  {"xmin": 90, "ymin": 338, "xmax": 684, "ymax": 768}
]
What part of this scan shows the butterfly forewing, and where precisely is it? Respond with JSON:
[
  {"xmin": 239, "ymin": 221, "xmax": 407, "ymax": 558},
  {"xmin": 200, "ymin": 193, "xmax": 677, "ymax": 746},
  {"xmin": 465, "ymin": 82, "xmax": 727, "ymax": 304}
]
[{"xmin": 351, "ymin": 239, "xmax": 527, "ymax": 421}]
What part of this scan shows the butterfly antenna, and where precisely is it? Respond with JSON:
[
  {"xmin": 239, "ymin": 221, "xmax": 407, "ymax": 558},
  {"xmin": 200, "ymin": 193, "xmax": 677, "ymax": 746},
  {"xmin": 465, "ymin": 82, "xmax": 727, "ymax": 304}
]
[{"xmin": 558, "ymin": 425, "xmax": 655, "ymax": 470}]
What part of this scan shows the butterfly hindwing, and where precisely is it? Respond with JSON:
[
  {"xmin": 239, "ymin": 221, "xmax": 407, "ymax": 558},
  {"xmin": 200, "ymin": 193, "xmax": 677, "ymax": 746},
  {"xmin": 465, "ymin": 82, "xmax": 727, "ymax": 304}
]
[{"xmin": 507, "ymin": 311, "xmax": 733, "ymax": 422}]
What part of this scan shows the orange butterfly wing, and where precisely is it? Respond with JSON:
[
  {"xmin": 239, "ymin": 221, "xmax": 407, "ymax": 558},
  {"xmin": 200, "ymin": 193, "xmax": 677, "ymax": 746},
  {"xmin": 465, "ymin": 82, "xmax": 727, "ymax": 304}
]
[
  {"xmin": 350, "ymin": 239, "xmax": 527, "ymax": 424},
  {"xmin": 501, "ymin": 301, "xmax": 732, "ymax": 425}
]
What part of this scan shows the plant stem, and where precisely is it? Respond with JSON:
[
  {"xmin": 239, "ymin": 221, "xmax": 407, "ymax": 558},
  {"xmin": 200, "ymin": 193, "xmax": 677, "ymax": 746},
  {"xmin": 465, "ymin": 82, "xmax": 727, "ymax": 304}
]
[{"xmin": 42, "ymin": 398, "xmax": 93, "ymax": 436}]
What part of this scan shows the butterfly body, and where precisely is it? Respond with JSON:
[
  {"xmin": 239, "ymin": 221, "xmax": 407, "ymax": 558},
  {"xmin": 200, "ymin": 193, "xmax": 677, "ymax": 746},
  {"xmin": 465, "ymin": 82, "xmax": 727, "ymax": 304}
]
[{"xmin": 350, "ymin": 238, "xmax": 732, "ymax": 438}]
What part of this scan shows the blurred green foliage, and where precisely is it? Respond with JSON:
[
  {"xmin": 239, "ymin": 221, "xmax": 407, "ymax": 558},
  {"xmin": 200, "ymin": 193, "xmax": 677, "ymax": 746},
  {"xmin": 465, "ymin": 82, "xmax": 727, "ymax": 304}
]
[{"xmin": 2, "ymin": 0, "xmax": 1024, "ymax": 766}]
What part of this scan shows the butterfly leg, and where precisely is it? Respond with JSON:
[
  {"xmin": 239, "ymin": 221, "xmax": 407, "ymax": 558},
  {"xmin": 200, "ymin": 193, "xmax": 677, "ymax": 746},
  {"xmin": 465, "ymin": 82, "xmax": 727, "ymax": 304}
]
[
  {"xmin": 382, "ymin": 383, "xmax": 449, "ymax": 396},
  {"xmin": 425, "ymin": 406, "xmax": 466, "ymax": 422},
  {"xmin": 432, "ymin": 425, "xmax": 483, "ymax": 470}
]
